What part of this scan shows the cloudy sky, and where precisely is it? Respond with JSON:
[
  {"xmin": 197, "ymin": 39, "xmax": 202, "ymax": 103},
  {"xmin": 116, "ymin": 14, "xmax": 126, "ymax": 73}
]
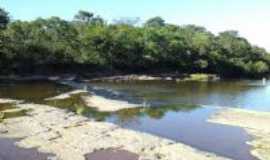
[{"xmin": 2, "ymin": 0, "xmax": 270, "ymax": 51}]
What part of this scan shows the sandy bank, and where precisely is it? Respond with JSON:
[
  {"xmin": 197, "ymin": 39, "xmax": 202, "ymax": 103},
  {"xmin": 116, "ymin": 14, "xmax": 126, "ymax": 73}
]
[
  {"xmin": 0, "ymin": 103, "xmax": 229, "ymax": 160},
  {"xmin": 209, "ymin": 108, "xmax": 270, "ymax": 160}
]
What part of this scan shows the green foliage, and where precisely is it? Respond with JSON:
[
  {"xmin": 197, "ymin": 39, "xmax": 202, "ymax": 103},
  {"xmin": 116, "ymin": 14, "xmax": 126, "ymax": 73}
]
[
  {"xmin": 145, "ymin": 16, "xmax": 165, "ymax": 27},
  {"xmin": 247, "ymin": 61, "xmax": 269, "ymax": 75},
  {"xmin": 74, "ymin": 10, "xmax": 94, "ymax": 23},
  {"xmin": 0, "ymin": 8, "xmax": 9, "ymax": 30},
  {"xmin": 0, "ymin": 8, "xmax": 269, "ymax": 78}
]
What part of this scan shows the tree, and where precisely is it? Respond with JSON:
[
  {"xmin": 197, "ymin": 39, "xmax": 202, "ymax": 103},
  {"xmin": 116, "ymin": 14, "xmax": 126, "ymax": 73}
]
[
  {"xmin": 0, "ymin": 8, "xmax": 9, "ymax": 30},
  {"xmin": 0, "ymin": 8, "xmax": 269, "ymax": 77},
  {"xmin": 248, "ymin": 61, "xmax": 269, "ymax": 75},
  {"xmin": 91, "ymin": 16, "xmax": 105, "ymax": 26},
  {"xmin": 74, "ymin": 10, "xmax": 94, "ymax": 23},
  {"xmin": 145, "ymin": 17, "xmax": 165, "ymax": 27}
]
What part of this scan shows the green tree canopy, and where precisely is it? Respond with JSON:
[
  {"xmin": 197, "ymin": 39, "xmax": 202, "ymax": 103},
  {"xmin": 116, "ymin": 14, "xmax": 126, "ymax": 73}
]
[
  {"xmin": 145, "ymin": 16, "xmax": 165, "ymax": 27},
  {"xmin": 0, "ymin": 8, "xmax": 9, "ymax": 30},
  {"xmin": 74, "ymin": 10, "xmax": 94, "ymax": 23},
  {"xmin": 0, "ymin": 8, "xmax": 269, "ymax": 78}
]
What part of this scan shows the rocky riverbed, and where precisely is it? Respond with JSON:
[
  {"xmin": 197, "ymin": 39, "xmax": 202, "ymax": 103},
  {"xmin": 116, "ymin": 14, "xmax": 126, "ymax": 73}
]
[{"xmin": 0, "ymin": 99, "xmax": 229, "ymax": 160}]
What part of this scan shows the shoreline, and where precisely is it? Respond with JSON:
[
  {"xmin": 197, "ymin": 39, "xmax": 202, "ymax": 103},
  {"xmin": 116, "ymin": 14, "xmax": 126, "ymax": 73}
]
[
  {"xmin": 209, "ymin": 108, "xmax": 270, "ymax": 160},
  {"xmin": 0, "ymin": 99, "xmax": 229, "ymax": 160},
  {"xmin": 0, "ymin": 73, "xmax": 221, "ymax": 82}
]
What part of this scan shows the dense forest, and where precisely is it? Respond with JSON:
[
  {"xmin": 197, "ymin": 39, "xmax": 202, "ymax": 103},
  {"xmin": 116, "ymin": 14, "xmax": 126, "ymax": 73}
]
[{"xmin": 0, "ymin": 8, "xmax": 270, "ymax": 78}]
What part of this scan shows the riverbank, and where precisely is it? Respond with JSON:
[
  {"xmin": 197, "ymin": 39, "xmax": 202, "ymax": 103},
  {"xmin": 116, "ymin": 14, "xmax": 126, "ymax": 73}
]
[
  {"xmin": 84, "ymin": 73, "xmax": 220, "ymax": 82},
  {"xmin": 0, "ymin": 73, "xmax": 221, "ymax": 82},
  {"xmin": 209, "ymin": 108, "xmax": 270, "ymax": 160},
  {"xmin": 0, "ymin": 99, "xmax": 229, "ymax": 160}
]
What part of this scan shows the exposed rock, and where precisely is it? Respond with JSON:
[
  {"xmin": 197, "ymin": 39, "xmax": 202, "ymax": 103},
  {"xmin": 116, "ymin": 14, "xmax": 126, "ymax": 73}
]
[{"xmin": 82, "ymin": 95, "xmax": 140, "ymax": 112}]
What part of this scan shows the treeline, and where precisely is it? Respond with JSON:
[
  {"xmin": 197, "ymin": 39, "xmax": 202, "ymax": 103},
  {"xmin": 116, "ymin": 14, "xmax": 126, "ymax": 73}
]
[{"xmin": 0, "ymin": 8, "xmax": 270, "ymax": 78}]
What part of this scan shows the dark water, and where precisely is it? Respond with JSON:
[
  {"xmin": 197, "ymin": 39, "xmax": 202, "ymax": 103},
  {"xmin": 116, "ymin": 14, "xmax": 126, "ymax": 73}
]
[
  {"xmin": 1, "ymin": 80, "xmax": 268, "ymax": 160},
  {"xmin": 85, "ymin": 149, "xmax": 139, "ymax": 160},
  {"xmin": 0, "ymin": 80, "xmax": 72, "ymax": 103},
  {"xmin": 0, "ymin": 138, "xmax": 54, "ymax": 160}
]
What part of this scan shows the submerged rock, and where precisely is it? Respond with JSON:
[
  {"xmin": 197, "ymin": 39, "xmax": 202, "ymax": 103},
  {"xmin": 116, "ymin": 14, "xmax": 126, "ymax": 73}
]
[{"xmin": 82, "ymin": 95, "xmax": 140, "ymax": 112}]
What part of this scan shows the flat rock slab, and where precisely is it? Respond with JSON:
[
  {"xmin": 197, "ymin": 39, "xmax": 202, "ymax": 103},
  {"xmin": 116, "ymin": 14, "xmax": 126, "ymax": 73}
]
[
  {"xmin": 85, "ymin": 149, "xmax": 139, "ymax": 160},
  {"xmin": 0, "ymin": 138, "xmax": 54, "ymax": 160}
]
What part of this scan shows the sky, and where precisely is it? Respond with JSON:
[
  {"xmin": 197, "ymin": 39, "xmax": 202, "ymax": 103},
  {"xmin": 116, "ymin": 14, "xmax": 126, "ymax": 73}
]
[{"xmin": 1, "ymin": 0, "xmax": 270, "ymax": 51}]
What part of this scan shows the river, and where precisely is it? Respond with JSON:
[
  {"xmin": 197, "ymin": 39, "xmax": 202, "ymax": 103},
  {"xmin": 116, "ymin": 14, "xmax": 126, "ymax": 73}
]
[{"xmin": 1, "ymin": 79, "xmax": 269, "ymax": 160}]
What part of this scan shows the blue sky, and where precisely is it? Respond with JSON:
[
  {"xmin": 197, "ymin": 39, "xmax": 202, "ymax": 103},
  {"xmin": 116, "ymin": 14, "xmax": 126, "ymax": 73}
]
[{"xmin": 2, "ymin": 0, "xmax": 270, "ymax": 51}]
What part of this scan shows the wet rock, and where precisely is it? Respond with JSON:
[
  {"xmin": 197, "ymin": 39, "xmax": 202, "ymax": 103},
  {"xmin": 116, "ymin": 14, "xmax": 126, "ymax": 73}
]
[{"xmin": 82, "ymin": 95, "xmax": 139, "ymax": 112}]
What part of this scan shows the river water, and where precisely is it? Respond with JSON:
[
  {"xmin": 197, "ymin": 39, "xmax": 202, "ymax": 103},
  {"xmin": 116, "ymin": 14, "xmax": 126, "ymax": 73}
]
[{"xmin": 1, "ymin": 79, "xmax": 269, "ymax": 160}]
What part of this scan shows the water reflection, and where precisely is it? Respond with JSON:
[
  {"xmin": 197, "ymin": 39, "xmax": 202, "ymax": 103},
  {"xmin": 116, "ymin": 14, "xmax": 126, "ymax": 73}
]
[
  {"xmin": 91, "ymin": 80, "xmax": 270, "ymax": 111},
  {"xmin": 110, "ymin": 107, "xmax": 255, "ymax": 160}
]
